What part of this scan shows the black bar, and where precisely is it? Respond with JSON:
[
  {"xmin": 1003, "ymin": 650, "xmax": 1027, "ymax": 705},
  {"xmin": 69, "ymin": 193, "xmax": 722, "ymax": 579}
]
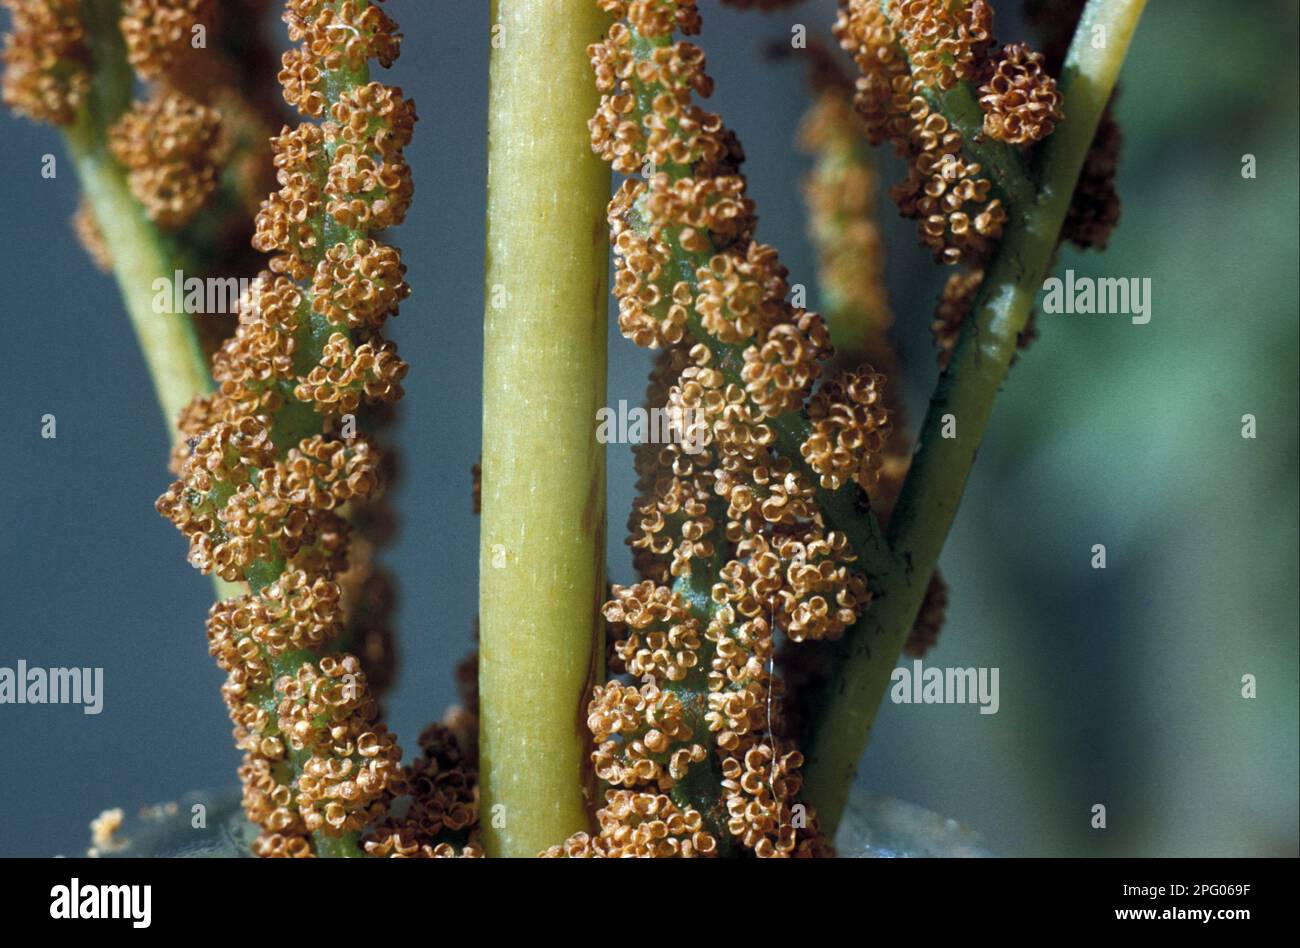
[{"xmin": 1, "ymin": 856, "xmax": 1290, "ymax": 934}]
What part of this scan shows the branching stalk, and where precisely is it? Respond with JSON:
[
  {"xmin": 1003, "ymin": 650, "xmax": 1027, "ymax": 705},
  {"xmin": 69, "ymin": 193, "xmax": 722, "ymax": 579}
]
[{"xmin": 804, "ymin": 0, "xmax": 1148, "ymax": 835}]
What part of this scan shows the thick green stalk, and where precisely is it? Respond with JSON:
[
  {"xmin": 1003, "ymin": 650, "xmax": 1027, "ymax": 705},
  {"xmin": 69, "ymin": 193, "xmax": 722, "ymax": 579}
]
[
  {"xmin": 479, "ymin": 0, "xmax": 610, "ymax": 857},
  {"xmin": 804, "ymin": 0, "xmax": 1148, "ymax": 835}
]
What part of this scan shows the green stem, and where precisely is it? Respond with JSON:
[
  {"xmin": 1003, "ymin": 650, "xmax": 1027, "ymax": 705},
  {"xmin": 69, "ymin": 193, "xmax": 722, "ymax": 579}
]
[
  {"xmin": 248, "ymin": 0, "xmax": 378, "ymax": 859},
  {"xmin": 68, "ymin": 0, "xmax": 237, "ymax": 601},
  {"xmin": 874, "ymin": 0, "xmax": 1038, "ymax": 214},
  {"xmin": 65, "ymin": 125, "xmax": 212, "ymax": 428},
  {"xmin": 665, "ymin": 512, "xmax": 736, "ymax": 855},
  {"xmin": 926, "ymin": 80, "xmax": 1036, "ymax": 211},
  {"xmin": 479, "ymin": 0, "xmax": 611, "ymax": 857},
  {"xmin": 67, "ymin": 0, "xmax": 211, "ymax": 429},
  {"xmin": 804, "ymin": 0, "xmax": 1148, "ymax": 836}
]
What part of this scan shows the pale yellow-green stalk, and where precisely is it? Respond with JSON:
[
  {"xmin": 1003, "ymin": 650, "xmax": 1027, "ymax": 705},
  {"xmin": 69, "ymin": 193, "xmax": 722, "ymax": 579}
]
[{"xmin": 479, "ymin": 0, "xmax": 611, "ymax": 857}]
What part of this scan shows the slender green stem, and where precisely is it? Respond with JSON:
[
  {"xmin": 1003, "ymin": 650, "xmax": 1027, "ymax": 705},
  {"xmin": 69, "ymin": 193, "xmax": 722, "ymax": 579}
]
[
  {"xmin": 65, "ymin": 126, "xmax": 212, "ymax": 427},
  {"xmin": 479, "ymin": 0, "xmax": 611, "ymax": 857},
  {"xmin": 68, "ymin": 0, "xmax": 211, "ymax": 428},
  {"xmin": 68, "ymin": 0, "xmax": 236, "ymax": 601},
  {"xmin": 804, "ymin": 0, "xmax": 1148, "ymax": 835}
]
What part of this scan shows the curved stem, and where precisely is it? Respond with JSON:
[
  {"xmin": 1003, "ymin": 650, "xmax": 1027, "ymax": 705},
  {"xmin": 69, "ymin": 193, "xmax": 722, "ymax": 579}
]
[
  {"xmin": 68, "ymin": 0, "xmax": 236, "ymax": 600},
  {"xmin": 478, "ymin": 0, "xmax": 611, "ymax": 857},
  {"xmin": 804, "ymin": 0, "xmax": 1149, "ymax": 836},
  {"xmin": 65, "ymin": 124, "xmax": 212, "ymax": 427},
  {"xmin": 67, "ymin": 0, "xmax": 211, "ymax": 428}
]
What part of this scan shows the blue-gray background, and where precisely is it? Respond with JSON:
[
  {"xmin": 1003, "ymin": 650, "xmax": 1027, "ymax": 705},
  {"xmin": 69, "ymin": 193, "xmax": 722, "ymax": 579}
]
[{"xmin": 1, "ymin": 0, "xmax": 1296, "ymax": 856}]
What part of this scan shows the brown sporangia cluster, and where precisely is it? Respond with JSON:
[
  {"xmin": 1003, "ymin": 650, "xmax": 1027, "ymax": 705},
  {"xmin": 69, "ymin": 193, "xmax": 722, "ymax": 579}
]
[
  {"xmin": 0, "ymin": 0, "xmax": 89, "ymax": 126},
  {"xmin": 120, "ymin": 0, "xmax": 212, "ymax": 81},
  {"xmin": 363, "ymin": 721, "xmax": 483, "ymax": 858},
  {"xmin": 129, "ymin": 2, "xmax": 286, "ymax": 290},
  {"xmin": 109, "ymin": 3, "xmax": 286, "ymax": 246},
  {"xmin": 554, "ymin": 0, "xmax": 900, "ymax": 858},
  {"xmin": 1062, "ymin": 97, "xmax": 1121, "ymax": 249},
  {"xmin": 545, "ymin": 787, "xmax": 718, "ymax": 858},
  {"xmin": 0, "ymin": 1, "xmax": 287, "ymax": 315},
  {"xmin": 156, "ymin": 0, "xmax": 476, "ymax": 859},
  {"xmin": 904, "ymin": 572, "xmax": 948, "ymax": 657},
  {"xmin": 834, "ymin": 0, "xmax": 1062, "ymax": 265},
  {"xmin": 108, "ymin": 89, "xmax": 225, "ymax": 229},
  {"xmin": 1025, "ymin": 0, "xmax": 1121, "ymax": 251},
  {"xmin": 106, "ymin": 3, "xmax": 231, "ymax": 231},
  {"xmin": 803, "ymin": 367, "xmax": 892, "ymax": 491},
  {"xmin": 978, "ymin": 41, "xmax": 1063, "ymax": 146},
  {"xmin": 0, "ymin": 1, "xmax": 271, "ymax": 255},
  {"xmin": 892, "ymin": 0, "xmax": 994, "ymax": 90},
  {"xmin": 832, "ymin": 2, "xmax": 1090, "ymax": 381}
]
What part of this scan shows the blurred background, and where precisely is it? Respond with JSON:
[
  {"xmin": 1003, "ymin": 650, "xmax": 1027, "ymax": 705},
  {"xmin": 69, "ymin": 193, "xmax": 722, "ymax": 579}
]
[{"xmin": 0, "ymin": 0, "xmax": 1295, "ymax": 857}]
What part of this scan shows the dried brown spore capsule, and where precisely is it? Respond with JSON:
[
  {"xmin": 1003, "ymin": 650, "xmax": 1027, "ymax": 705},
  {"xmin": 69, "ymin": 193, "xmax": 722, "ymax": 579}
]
[
  {"xmin": 363, "ymin": 724, "xmax": 483, "ymax": 858},
  {"xmin": 1064, "ymin": 105, "xmax": 1122, "ymax": 250},
  {"xmin": 802, "ymin": 367, "xmax": 892, "ymax": 491},
  {"xmin": 605, "ymin": 582, "xmax": 704, "ymax": 684},
  {"xmin": 108, "ymin": 89, "xmax": 224, "ymax": 229},
  {"xmin": 545, "ymin": 790, "xmax": 717, "ymax": 858},
  {"xmin": 891, "ymin": 0, "xmax": 994, "ymax": 91},
  {"xmin": 904, "ymin": 569, "xmax": 948, "ymax": 657},
  {"xmin": 0, "ymin": 0, "xmax": 90, "ymax": 126},
  {"xmin": 120, "ymin": 0, "xmax": 213, "ymax": 81},
  {"xmin": 836, "ymin": 0, "xmax": 1063, "ymax": 265},
  {"xmin": 278, "ymin": 0, "xmax": 401, "ymax": 118},
  {"xmin": 979, "ymin": 42, "xmax": 1063, "ymax": 145}
]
